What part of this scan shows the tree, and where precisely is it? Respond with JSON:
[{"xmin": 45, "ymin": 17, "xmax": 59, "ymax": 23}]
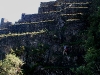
[
  {"xmin": 0, "ymin": 54, "xmax": 24, "ymax": 75},
  {"xmin": 73, "ymin": 5, "xmax": 100, "ymax": 75}
]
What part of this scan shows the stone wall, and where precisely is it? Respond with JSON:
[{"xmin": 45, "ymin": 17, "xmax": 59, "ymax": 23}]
[{"xmin": 0, "ymin": 0, "xmax": 91, "ymax": 34}]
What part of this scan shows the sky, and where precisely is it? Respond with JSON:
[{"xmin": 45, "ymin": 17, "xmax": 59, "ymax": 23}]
[{"xmin": 0, "ymin": 0, "xmax": 56, "ymax": 23}]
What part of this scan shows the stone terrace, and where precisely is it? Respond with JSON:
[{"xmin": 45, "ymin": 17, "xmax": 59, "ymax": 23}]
[{"xmin": 0, "ymin": 0, "xmax": 91, "ymax": 34}]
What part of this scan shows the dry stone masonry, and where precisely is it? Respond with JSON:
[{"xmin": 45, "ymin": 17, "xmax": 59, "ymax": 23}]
[{"xmin": 0, "ymin": 0, "xmax": 91, "ymax": 34}]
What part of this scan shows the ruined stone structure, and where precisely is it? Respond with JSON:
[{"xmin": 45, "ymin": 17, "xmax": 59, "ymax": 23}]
[
  {"xmin": 0, "ymin": 18, "xmax": 12, "ymax": 28},
  {"xmin": 0, "ymin": 0, "xmax": 91, "ymax": 34},
  {"xmin": 0, "ymin": 18, "xmax": 12, "ymax": 34}
]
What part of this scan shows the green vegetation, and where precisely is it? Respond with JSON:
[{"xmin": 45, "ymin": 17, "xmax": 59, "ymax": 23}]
[
  {"xmin": 72, "ymin": 1, "xmax": 100, "ymax": 75},
  {"xmin": 0, "ymin": 54, "xmax": 23, "ymax": 75},
  {"xmin": 0, "ymin": 30, "xmax": 45, "ymax": 38}
]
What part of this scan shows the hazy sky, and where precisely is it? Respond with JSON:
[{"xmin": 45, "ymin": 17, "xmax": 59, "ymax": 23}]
[{"xmin": 0, "ymin": 0, "xmax": 56, "ymax": 23}]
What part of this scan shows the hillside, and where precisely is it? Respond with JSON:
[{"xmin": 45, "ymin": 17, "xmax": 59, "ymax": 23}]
[{"xmin": 1, "ymin": 0, "xmax": 100, "ymax": 75}]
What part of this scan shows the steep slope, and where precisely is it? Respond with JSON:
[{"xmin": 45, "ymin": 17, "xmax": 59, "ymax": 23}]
[{"xmin": 0, "ymin": 0, "xmax": 91, "ymax": 75}]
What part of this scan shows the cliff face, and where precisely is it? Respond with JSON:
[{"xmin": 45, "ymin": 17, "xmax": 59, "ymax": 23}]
[{"xmin": 0, "ymin": 0, "xmax": 91, "ymax": 74}]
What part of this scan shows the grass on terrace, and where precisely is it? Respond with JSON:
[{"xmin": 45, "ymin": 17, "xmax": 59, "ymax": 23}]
[{"xmin": 0, "ymin": 30, "xmax": 45, "ymax": 38}]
